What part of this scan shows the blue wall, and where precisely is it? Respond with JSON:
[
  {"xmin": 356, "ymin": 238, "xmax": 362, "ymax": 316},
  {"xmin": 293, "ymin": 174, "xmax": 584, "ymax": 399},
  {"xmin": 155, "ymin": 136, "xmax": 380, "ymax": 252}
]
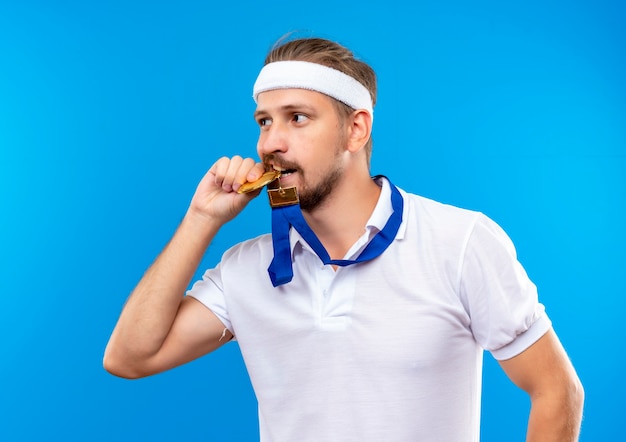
[{"xmin": 1, "ymin": 0, "xmax": 623, "ymax": 440}]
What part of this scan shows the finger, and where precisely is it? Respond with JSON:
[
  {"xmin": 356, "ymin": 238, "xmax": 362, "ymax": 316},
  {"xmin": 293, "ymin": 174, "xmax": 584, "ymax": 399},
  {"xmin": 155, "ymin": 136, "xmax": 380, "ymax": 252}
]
[
  {"xmin": 245, "ymin": 161, "xmax": 267, "ymax": 182},
  {"xmin": 209, "ymin": 156, "xmax": 232, "ymax": 188},
  {"xmin": 221, "ymin": 155, "xmax": 244, "ymax": 192},
  {"xmin": 232, "ymin": 158, "xmax": 262, "ymax": 192}
]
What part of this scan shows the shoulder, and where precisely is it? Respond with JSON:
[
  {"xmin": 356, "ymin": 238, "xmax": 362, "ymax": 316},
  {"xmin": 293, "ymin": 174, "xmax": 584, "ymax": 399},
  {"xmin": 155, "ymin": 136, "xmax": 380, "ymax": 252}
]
[
  {"xmin": 397, "ymin": 189, "xmax": 518, "ymax": 261},
  {"xmin": 404, "ymin": 190, "xmax": 479, "ymax": 219},
  {"xmin": 399, "ymin": 188, "xmax": 485, "ymax": 238}
]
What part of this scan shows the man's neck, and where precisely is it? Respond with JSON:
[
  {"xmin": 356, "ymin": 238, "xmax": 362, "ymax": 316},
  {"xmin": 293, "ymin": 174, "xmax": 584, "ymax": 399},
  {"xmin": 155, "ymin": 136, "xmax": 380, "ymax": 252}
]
[{"xmin": 302, "ymin": 171, "xmax": 381, "ymax": 261}]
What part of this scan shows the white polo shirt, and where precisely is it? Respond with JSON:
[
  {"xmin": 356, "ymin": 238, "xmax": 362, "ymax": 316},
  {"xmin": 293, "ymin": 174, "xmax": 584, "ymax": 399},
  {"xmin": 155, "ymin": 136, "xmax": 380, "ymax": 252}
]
[{"xmin": 188, "ymin": 178, "xmax": 551, "ymax": 442}]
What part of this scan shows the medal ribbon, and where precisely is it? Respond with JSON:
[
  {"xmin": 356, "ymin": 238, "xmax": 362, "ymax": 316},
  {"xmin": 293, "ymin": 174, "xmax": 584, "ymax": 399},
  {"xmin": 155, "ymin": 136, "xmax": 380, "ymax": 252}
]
[{"xmin": 268, "ymin": 177, "xmax": 404, "ymax": 287}]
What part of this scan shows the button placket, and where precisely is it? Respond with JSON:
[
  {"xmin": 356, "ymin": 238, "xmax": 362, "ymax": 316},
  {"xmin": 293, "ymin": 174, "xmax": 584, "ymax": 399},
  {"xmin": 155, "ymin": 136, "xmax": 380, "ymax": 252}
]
[{"xmin": 316, "ymin": 264, "xmax": 335, "ymax": 324}]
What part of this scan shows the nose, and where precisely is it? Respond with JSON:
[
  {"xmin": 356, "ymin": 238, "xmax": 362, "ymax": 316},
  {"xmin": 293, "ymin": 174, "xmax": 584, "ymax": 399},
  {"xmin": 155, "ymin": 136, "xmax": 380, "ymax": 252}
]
[{"xmin": 257, "ymin": 121, "xmax": 288, "ymax": 158}]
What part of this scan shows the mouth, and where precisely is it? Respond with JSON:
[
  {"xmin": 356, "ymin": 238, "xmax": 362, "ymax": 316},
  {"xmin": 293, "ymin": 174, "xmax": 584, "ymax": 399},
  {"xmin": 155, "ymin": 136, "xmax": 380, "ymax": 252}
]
[
  {"xmin": 270, "ymin": 164, "xmax": 297, "ymax": 177},
  {"xmin": 263, "ymin": 154, "xmax": 300, "ymax": 183},
  {"xmin": 278, "ymin": 168, "xmax": 297, "ymax": 178}
]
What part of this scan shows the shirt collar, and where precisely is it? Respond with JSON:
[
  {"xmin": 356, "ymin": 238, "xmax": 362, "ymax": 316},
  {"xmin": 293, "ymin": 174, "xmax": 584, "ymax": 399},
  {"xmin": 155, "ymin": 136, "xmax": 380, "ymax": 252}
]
[{"xmin": 288, "ymin": 176, "xmax": 407, "ymax": 259}]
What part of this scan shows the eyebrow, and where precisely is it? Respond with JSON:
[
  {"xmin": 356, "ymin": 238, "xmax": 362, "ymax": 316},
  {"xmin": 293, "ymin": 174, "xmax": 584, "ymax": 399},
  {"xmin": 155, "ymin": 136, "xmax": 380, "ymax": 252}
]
[{"xmin": 253, "ymin": 103, "xmax": 317, "ymax": 120}]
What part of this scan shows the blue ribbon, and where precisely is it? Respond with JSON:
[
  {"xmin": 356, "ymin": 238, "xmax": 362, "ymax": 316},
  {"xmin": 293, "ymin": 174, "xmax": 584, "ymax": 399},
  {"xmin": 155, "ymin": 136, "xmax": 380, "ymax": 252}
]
[{"xmin": 268, "ymin": 177, "xmax": 404, "ymax": 287}]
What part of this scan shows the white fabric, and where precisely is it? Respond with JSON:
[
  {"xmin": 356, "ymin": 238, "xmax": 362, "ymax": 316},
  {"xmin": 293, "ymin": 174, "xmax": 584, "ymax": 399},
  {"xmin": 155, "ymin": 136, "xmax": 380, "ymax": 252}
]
[
  {"xmin": 188, "ymin": 179, "xmax": 551, "ymax": 442},
  {"xmin": 253, "ymin": 60, "xmax": 374, "ymax": 118}
]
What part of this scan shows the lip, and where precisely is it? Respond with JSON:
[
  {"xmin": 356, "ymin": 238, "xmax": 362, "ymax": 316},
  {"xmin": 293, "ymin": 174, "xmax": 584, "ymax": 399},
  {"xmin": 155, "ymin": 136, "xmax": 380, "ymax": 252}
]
[
  {"xmin": 267, "ymin": 164, "xmax": 290, "ymax": 174},
  {"xmin": 265, "ymin": 162, "xmax": 295, "ymax": 178},
  {"xmin": 276, "ymin": 170, "xmax": 297, "ymax": 187},
  {"xmin": 263, "ymin": 158, "xmax": 299, "ymax": 186}
]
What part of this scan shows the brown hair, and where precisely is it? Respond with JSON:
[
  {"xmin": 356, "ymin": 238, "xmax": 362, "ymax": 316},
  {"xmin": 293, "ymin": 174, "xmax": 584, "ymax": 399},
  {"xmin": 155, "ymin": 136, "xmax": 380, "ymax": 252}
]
[{"xmin": 264, "ymin": 37, "xmax": 377, "ymax": 165}]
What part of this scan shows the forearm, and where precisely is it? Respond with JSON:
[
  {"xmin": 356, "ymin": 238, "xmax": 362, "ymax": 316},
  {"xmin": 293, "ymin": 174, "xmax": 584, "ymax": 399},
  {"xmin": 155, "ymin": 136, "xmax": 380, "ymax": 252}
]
[
  {"xmin": 104, "ymin": 210, "xmax": 221, "ymax": 368},
  {"xmin": 498, "ymin": 330, "xmax": 584, "ymax": 442},
  {"xmin": 526, "ymin": 382, "xmax": 585, "ymax": 441}
]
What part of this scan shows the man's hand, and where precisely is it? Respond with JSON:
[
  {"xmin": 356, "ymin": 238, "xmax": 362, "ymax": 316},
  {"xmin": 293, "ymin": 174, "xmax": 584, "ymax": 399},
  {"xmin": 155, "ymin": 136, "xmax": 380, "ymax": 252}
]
[{"xmin": 188, "ymin": 155, "xmax": 266, "ymax": 225}]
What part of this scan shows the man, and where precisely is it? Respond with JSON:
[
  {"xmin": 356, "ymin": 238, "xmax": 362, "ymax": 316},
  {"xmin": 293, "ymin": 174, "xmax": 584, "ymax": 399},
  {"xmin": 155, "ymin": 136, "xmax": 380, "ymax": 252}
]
[{"xmin": 104, "ymin": 37, "xmax": 584, "ymax": 441}]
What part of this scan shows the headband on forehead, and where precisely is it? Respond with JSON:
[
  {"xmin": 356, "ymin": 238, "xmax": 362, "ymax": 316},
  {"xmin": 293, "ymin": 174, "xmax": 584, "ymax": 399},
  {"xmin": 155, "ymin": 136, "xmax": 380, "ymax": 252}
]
[{"xmin": 253, "ymin": 60, "xmax": 374, "ymax": 118}]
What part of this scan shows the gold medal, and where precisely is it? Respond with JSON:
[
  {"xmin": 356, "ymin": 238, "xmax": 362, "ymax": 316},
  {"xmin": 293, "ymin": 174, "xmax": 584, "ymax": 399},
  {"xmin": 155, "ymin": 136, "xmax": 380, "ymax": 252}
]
[
  {"xmin": 237, "ymin": 170, "xmax": 282, "ymax": 194},
  {"xmin": 267, "ymin": 186, "xmax": 299, "ymax": 207},
  {"xmin": 267, "ymin": 177, "xmax": 299, "ymax": 207},
  {"xmin": 236, "ymin": 168, "xmax": 299, "ymax": 207}
]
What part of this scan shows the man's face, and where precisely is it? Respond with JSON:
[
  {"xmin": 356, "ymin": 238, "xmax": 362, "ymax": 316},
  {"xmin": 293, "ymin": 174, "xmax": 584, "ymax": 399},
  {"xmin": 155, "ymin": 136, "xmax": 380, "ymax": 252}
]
[{"xmin": 254, "ymin": 88, "xmax": 348, "ymax": 211}]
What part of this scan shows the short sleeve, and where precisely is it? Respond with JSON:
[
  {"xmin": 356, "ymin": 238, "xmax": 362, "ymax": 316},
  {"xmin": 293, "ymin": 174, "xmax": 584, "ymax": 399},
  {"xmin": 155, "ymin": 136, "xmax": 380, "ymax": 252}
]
[
  {"xmin": 186, "ymin": 262, "xmax": 234, "ymax": 336},
  {"xmin": 459, "ymin": 214, "xmax": 551, "ymax": 360}
]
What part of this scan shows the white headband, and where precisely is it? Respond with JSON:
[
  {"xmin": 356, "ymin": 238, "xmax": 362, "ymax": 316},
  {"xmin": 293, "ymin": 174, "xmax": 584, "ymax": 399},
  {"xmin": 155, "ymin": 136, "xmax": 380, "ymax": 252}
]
[{"xmin": 253, "ymin": 60, "xmax": 374, "ymax": 118}]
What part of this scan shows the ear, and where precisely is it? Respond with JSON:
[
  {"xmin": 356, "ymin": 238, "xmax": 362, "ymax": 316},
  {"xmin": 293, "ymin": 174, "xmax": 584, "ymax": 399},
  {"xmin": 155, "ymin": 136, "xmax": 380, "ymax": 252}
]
[{"xmin": 346, "ymin": 110, "xmax": 372, "ymax": 153}]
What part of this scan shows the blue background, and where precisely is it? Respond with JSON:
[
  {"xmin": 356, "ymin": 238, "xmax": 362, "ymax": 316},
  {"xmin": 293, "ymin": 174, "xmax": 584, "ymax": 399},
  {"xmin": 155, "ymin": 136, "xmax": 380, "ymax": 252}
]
[{"xmin": 1, "ymin": 0, "xmax": 624, "ymax": 440}]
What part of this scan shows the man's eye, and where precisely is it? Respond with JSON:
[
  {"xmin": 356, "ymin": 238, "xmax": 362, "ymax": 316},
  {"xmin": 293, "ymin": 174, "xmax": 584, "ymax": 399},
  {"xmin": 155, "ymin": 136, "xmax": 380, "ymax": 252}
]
[
  {"xmin": 293, "ymin": 114, "xmax": 308, "ymax": 123},
  {"xmin": 259, "ymin": 118, "xmax": 272, "ymax": 127}
]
